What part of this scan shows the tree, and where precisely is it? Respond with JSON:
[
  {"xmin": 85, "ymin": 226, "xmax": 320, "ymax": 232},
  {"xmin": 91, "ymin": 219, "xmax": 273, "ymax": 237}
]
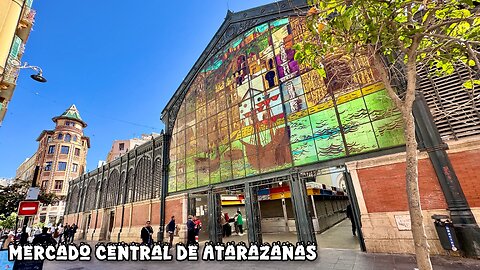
[
  {"xmin": 0, "ymin": 179, "xmax": 30, "ymax": 218},
  {"xmin": 0, "ymin": 213, "xmax": 18, "ymax": 230},
  {"xmin": 38, "ymin": 190, "xmax": 61, "ymax": 206},
  {"xmin": 294, "ymin": 1, "xmax": 479, "ymax": 269}
]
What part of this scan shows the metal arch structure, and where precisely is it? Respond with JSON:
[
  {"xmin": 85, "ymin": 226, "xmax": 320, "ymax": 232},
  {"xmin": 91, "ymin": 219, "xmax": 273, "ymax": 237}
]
[{"xmin": 160, "ymin": 0, "xmax": 310, "ymax": 132}]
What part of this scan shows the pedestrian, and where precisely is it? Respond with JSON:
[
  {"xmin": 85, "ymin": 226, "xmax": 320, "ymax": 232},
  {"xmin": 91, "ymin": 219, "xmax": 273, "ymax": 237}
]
[
  {"xmin": 236, "ymin": 210, "xmax": 244, "ymax": 236},
  {"xmin": 186, "ymin": 215, "xmax": 195, "ymax": 245},
  {"xmin": 193, "ymin": 216, "xmax": 202, "ymax": 240},
  {"xmin": 346, "ymin": 204, "xmax": 356, "ymax": 236},
  {"xmin": 166, "ymin": 216, "xmax": 176, "ymax": 248},
  {"xmin": 233, "ymin": 213, "xmax": 239, "ymax": 235},
  {"xmin": 140, "ymin": 221, "xmax": 154, "ymax": 246},
  {"xmin": 224, "ymin": 212, "xmax": 232, "ymax": 237},
  {"xmin": 220, "ymin": 213, "xmax": 227, "ymax": 237},
  {"xmin": 19, "ymin": 225, "xmax": 29, "ymax": 245},
  {"xmin": 57, "ymin": 224, "xmax": 64, "ymax": 243},
  {"xmin": 53, "ymin": 228, "xmax": 61, "ymax": 244},
  {"xmin": 70, "ymin": 224, "xmax": 78, "ymax": 243},
  {"xmin": 32, "ymin": 227, "xmax": 57, "ymax": 246},
  {"xmin": 63, "ymin": 224, "xmax": 71, "ymax": 243}
]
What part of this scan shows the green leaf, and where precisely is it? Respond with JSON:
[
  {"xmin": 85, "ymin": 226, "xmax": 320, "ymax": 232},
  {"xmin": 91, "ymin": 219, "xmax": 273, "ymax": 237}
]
[{"xmin": 463, "ymin": 79, "xmax": 480, "ymax": 89}]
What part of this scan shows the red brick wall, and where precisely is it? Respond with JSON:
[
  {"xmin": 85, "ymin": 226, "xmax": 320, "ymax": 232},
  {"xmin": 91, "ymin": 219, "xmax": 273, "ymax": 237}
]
[
  {"xmin": 165, "ymin": 197, "xmax": 184, "ymax": 224},
  {"xmin": 124, "ymin": 206, "xmax": 131, "ymax": 227},
  {"xmin": 358, "ymin": 158, "xmax": 447, "ymax": 213},
  {"xmin": 151, "ymin": 202, "xmax": 160, "ymax": 226},
  {"xmin": 96, "ymin": 211, "xmax": 103, "ymax": 229},
  {"xmin": 449, "ymin": 149, "xmax": 480, "ymax": 207},
  {"xmin": 131, "ymin": 203, "xmax": 149, "ymax": 226},
  {"xmin": 115, "ymin": 206, "xmax": 122, "ymax": 227}
]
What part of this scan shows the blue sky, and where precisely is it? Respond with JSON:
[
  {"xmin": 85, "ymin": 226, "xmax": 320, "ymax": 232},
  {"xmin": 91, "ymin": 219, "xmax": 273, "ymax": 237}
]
[{"xmin": 0, "ymin": 0, "xmax": 275, "ymax": 178}]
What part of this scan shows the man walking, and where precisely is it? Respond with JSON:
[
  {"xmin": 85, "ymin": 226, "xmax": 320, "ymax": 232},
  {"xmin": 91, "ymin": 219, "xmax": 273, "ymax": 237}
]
[
  {"xmin": 186, "ymin": 215, "xmax": 195, "ymax": 245},
  {"xmin": 166, "ymin": 216, "xmax": 176, "ymax": 248},
  {"xmin": 141, "ymin": 221, "xmax": 154, "ymax": 246},
  {"xmin": 70, "ymin": 224, "xmax": 78, "ymax": 243},
  {"xmin": 236, "ymin": 211, "xmax": 244, "ymax": 236}
]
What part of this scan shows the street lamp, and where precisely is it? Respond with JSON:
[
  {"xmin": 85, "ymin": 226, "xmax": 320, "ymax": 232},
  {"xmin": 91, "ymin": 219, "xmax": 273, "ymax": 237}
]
[{"xmin": 17, "ymin": 62, "xmax": 47, "ymax": 83}]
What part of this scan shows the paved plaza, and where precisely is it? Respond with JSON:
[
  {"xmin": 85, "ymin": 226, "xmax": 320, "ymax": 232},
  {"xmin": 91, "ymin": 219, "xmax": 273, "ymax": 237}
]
[
  {"xmin": 42, "ymin": 220, "xmax": 480, "ymax": 270},
  {"xmin": 43, "ymin": 248, "xmax": 480, "ymax": 270}
]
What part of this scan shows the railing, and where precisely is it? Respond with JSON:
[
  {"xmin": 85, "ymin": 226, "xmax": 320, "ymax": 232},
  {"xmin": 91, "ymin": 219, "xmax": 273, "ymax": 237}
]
[
  {"xmin": 19, "ymin": 43, "xmax": 26, "ymax": 56},
  {"xmin": 1, "ymin": 58, "xmax": 20, "ymax": 85},
  {"xmin": 21, "ymin": 7, "xmax": 36, "ymax": 25}
]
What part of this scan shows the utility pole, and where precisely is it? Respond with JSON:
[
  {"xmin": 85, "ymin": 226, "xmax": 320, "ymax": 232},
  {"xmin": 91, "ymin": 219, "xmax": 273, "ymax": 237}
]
[{"xmin": 22, "ymin": 165, "xmax": 40, "ymax": 228}]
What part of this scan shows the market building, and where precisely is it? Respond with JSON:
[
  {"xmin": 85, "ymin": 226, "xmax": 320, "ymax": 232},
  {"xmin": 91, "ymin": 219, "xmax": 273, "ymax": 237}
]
[{"xmin": 64, "ymin": 0, "xmax": 480, "ymax": 257}]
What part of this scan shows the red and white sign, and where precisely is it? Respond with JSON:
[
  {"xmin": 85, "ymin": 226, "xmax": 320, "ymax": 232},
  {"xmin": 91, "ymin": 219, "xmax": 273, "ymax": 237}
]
[{"xmin": 18, "ymin": 201, "xmax": 40, "ymax": 216}]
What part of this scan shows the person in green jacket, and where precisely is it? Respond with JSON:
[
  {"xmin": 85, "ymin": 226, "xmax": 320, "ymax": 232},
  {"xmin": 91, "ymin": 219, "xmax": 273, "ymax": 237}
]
[{"xmin": 236, "ymin": 210, "xmax": 244, "ymax": 235}]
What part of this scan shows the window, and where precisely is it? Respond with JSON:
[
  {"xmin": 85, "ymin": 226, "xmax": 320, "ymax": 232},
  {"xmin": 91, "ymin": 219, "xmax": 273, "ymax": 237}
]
[
  {"xmin": 54, "ymin": 180, "xmax": 63, "ymax": 190},
  {"xmin": 72, "ymin": 163, "xmax": 78, "ymax": 172},
  {"xmin": 65, "ymin": 134, "xmax": 71, "ymax": 142},
  {"xmin": 58, "ymin": 133, "xmax": 63, "ymax": 140},
  {"xmin": 73, "ymin": 135, "xmax": 77, "ymax": 142},
  {"xmin": 48, "ymin": 145, "xmax": 55, "ymax": 154},
  {"xmin": 60, "ymin": 146, "xmax": 69, "ymax": 154},
  {"xmin": 74, "ymin": 148, "xmax": 80, "ymax": 156},
  {"xmin": 45, "ymin": 161, "xmax": 52, "ymax": 171},
  {"xmin": 119, "ymin": 143, "xmax": 125, "ymax": 151},
  {"xmin": 41, "ymin": 181, "xmax": 48, "ymax": 190},
  {"xmin": 58, "ymin": 162, "xmax": 67, "ymax": 171},
  {"xmin": 65, "ymin": 121, "xmax": 75, "ymax": 127},
  {"xmin": 47, "ymin": 136, "xmax": 52, "ymax": 142}
]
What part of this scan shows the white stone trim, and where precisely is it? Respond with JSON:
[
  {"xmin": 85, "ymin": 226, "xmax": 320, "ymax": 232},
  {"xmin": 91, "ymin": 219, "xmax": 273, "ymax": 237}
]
[{"xmin": 345, "ymin": 162, "xmax": 369, "ymax": 215}]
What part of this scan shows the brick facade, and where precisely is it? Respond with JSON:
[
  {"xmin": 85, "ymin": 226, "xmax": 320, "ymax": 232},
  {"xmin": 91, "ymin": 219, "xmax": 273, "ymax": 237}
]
[
  {"xmin": 357, "ymin": 158, "xmax": 447, "ymax": 213},
  {"xmin": 449, "ymin": 149, "xmax": 480, "ymax": 208}
]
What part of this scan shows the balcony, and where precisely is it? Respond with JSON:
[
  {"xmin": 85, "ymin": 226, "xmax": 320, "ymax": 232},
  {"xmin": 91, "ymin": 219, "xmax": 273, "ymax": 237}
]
[
  {"xmin": 0, "ymin": 59, "xmax": 19, "ymax": 88},
  {"xmin": 20, "ymin": 7, "xmax": 36, "ymax": 26}
]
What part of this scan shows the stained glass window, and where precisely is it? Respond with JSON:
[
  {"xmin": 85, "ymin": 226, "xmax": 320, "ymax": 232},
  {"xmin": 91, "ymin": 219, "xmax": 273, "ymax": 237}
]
[{"xmin": 167, "ymin": 16, "xmax": 405, "ymax": 191}]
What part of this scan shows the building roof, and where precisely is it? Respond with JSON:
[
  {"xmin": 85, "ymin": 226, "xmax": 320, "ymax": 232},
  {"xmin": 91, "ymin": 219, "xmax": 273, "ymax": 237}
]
[
  {"xmin": 36, "ymin": 130, "xmax": 54, "ymax": 141},
  {"xmin": 52, "ymin": 104, "xmax": 87, "ymax": 127},
  {"xmin": 160, "ymin": 0, "xmax": 309, "ymax": 127}
]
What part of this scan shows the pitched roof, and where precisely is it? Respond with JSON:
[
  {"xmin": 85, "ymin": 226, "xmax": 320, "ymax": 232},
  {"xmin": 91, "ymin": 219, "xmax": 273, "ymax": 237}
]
[{"xmin": 52, "ymin": 104, "xmax": 87, "ymax": 127}]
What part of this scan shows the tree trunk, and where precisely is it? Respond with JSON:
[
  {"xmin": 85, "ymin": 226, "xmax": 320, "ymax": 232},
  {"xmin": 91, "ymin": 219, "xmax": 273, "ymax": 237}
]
[
  {"xmin": 373, "ymin": 51, "xmax": 432, "ymax": 270},
  {"xmin": 403, "ymin": 56, "xmax": 432, "ymax": 270},
  {"xmin": 403, "ymin": 106, "xmax": 432, "ymax": 270}
]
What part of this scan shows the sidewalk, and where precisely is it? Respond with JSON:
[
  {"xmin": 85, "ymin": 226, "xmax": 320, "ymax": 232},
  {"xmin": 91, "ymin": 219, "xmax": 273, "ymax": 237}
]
[{"xmin": 42, "ymin": 247, "xmax": 480, "ymax": 270}]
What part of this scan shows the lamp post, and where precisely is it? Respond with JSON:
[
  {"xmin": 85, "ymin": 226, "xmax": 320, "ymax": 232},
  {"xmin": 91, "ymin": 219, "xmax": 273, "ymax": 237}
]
[{"xmin": 16, "ymin": 61, "xmax": 47, "ymax": 83}]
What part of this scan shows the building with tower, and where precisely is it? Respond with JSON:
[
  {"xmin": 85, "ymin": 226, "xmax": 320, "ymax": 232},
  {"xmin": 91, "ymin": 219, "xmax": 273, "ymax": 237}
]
[{"xmin": 31, "ymin": 104, "xmax": 89, "ymax": 225}]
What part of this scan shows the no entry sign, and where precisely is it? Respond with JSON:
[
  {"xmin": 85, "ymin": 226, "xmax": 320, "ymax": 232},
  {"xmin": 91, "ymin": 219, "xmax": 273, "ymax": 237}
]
[{"xmin": 18, "ymin": 201, "xmax": 40, "ymax": 216}]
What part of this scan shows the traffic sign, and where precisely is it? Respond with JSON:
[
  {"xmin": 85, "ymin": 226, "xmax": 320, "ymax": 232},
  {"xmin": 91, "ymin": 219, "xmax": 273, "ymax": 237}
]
[
  {"xmin": 18, "ymin": 201, "xmax": 40, "ymax": 216},
  {"xmin": 26, "ymin": 187, "xmax": 40, "ymax": 200}
]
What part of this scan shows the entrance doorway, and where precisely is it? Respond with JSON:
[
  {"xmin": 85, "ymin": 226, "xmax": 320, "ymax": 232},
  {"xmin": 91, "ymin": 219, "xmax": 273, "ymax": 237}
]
[
  {"xmin": 107, "ymin": 211, "xmax": 115, "ymax": 241},
  {"xmin": 302, "ymin": 167, "xmax": 364, "ymax": 250},
  {"xmin": 81, "ymin": 213, "xmax": 91, "ymax": 240},
  {"xmin": 186, "ymin": 166, "xmax": 364, "ymax": 251},
  {"xmin": 188, "ymin": 194, "xmax": 209, "ymax": 242}
]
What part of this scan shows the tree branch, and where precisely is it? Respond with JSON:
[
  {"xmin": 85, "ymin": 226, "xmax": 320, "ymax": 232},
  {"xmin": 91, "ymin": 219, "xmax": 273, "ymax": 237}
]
[{"xmin": 372, "ymin": 53, "xmax": 404, "ymax": 110}]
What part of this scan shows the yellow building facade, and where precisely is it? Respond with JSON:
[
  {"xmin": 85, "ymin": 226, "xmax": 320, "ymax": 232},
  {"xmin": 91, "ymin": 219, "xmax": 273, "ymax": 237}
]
[{"xmin": 0, "ymin": 0, "xmax": 35, "ymax": 125}]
